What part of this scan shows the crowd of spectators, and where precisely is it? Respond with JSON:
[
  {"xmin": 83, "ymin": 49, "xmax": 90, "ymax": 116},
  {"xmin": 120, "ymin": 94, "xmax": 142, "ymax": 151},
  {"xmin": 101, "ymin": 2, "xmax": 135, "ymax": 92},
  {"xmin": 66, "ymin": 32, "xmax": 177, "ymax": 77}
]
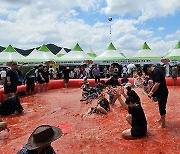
[{"xmin": 0, "ymin": 63, "xmax": 179, "ymax": 93}]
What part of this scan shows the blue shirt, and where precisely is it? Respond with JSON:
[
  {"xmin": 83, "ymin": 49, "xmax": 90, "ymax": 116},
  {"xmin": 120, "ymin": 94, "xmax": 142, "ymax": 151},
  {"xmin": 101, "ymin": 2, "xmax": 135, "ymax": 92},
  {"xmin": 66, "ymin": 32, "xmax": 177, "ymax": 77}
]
[
  {"xmin": 92, "ymin": 68, "xmax": 100, "ymax": 76},
  {"xmin": 17, "ymin": 145, "xmax": 56, "ymax": 154}
]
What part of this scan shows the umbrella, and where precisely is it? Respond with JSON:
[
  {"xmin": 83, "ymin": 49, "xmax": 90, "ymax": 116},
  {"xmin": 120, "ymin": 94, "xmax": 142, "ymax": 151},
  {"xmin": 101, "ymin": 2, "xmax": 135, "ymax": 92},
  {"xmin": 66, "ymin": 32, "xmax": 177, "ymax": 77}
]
[{"xmin": 127, "ymin": 64, "xmax": 136, "ymax": 69}]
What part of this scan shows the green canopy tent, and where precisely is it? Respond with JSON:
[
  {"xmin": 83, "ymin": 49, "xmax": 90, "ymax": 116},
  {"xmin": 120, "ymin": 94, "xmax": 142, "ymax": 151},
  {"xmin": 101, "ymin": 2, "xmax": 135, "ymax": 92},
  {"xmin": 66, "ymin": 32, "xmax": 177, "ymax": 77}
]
[
  {"xmin": 0, "ymin": 45, "xmax": 25, "ymax": 62},
  {"xmin": 130, "ymin": 42, "xmax": 161, "ymax": 64},
  {"xmin": 165, "ymin": 41, "xmax": 180, "ymax": 60},
  {"xmin": 57, "ymin": 43, "xmax": 91, "ymax": 64},
  {"xmin": 94, "ymin": 42, "xmax": 127, "ymax": 64},
  {"xmin": 24, "ymin": 44, "xmax": 58, "ymax": 62},
  {"xmin": 85, "ymin": 47, "xmax": 97, "ymax": 58}
]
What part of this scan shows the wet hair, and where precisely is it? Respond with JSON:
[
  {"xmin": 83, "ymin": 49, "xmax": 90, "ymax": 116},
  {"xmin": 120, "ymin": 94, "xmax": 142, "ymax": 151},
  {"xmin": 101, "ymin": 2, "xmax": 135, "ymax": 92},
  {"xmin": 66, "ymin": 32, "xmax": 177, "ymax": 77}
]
[
  {"xmin": 125, "ymin": 96, "xmax": 136, "ymax": 104},
  {"xmin": 126, "ymin": 86, "xmax": 132, "ymax": 92}
]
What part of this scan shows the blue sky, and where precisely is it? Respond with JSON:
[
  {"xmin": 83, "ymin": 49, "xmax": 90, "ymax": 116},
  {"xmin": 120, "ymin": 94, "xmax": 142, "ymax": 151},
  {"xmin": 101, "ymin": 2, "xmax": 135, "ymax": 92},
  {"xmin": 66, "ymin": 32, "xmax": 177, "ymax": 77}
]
[{"xmin": 0, "ymin": 0, "xmax": 179, "ymax": 57}]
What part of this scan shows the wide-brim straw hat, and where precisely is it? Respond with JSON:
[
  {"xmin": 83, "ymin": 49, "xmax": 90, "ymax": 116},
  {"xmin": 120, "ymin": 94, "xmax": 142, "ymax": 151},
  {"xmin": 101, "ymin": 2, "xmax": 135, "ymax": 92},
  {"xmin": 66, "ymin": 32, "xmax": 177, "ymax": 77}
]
[{"xmin": 26, "ymin": 125, "xmax": 62, "ymax": 150}]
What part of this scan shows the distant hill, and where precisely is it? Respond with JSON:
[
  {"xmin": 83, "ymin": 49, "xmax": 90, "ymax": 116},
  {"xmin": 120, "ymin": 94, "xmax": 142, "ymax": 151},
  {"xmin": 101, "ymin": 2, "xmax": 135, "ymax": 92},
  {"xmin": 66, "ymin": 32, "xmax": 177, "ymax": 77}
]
[
  {"xmin": 46, "ymin": 44, "xmax": 62, "ymax": 55},
  {"xmin": 0, "ymin": 46, "xmax": 5, "ymax": 52},
  {"xmin": 0, "ymin": 44, "xmax": 71, "ymax": 56},
  {"xmin": 15, "ymin": 48, "xmax": 34, "ymax": 56}
]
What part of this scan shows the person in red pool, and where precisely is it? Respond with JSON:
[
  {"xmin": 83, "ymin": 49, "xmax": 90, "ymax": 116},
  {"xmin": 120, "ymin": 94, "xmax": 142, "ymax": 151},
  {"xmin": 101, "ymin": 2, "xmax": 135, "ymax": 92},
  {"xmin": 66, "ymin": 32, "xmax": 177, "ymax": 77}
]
[
  {"xmin": 0, "ymin": 118, "xmax": 9, "ymax": 133},
  {"xmin": 3, "ymin": 62, "xmax": 19, "ymax": 99},
  {"xmin": 143, "ymin": 64, "xmax": 168, "ymax": 128},
  {"xmin": 121, "ymin": 96, "xmax": 147, "ymax": 139}
]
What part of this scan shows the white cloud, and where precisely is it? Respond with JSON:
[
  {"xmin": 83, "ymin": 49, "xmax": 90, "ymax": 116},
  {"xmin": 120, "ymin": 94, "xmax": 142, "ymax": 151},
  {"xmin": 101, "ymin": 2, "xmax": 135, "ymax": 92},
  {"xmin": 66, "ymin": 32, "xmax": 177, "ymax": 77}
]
[
  {"xmin": 103, "ymin": 0, "xmax": 180, "ymax": 21},
  {"xmin": 149, "ymin": 40, "xmax": 178, "ymax": 56},
  {"xmin": 158, "ymin": 27, "xmax": 165, "ymax": 31},
  {"xmin": 139, "ymin": 30, "xmax": 153, "ymax": 36},
  {"xmin": 0, "ymin": 0, "xmax": 179, "ymax": 59},
  {"xmin": 166, "ymin": 30, "xmax": 180, "ymax": 40}
]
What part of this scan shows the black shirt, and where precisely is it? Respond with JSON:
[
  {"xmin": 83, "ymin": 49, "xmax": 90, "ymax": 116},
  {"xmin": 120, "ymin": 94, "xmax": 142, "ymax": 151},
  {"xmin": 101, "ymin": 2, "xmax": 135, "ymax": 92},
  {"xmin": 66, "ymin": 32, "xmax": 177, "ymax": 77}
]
[
  {"xmin": 63, "ymin": 69, "xmax": 70, "ymax": 79},
  {"xmin": 37, "ymin": 69, "xmax": 44, "ymax": 82},
  {"xmin": 150, "ymin": 67, "xmax": 168, "ymax": 97},
  {"xmin": 98, "ymin": 98, "xmax": 110, "ymax": 111},
  {"xmin": 128, "ymin": 104, "xmax": 147, "ymax": 133},
  {"xmin": 5, "ymin": 69, "xmax": 18, "ymax": 86},
  {"xmin": 105, "ymin": 78, "xmax": 120, "ymax": 87},
  {"xmin": 24, "ymin": 71, "xmax": 36, "ymax": 85},
  {"xmin": 42, "ymin": 71, "xmax": 50, "ymax": 82},
  {"xmin": 0, "ymin": 96, "xmax": 23, "ymax": 115}
]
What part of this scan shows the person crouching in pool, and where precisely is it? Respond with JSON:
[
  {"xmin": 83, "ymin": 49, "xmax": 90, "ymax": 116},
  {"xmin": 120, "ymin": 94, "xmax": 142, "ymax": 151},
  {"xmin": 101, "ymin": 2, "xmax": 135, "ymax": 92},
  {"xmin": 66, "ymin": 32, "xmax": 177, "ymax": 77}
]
[
  {"xmin": 0, "ymin": 118, "xmax": 9, "ymax": 133},
  {"xmin": 121, "ymin": 96, "xmax": 147, "ymax": 139},
  {"xmin": 87, "ymin": 93, "xmax": 110, "ymax": 115}
]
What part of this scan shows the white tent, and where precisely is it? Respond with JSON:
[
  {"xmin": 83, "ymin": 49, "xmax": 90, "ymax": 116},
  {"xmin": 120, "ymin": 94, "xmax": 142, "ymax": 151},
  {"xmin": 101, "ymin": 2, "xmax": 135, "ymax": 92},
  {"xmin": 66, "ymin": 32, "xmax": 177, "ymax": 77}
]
[
  {"xmin": 24, "ymin": 44, "xmax": 58, "ymax": 62},
  {"xmin": 57, "ymin": 43, "xmax": 91, "ymax": 63},
  {"xmin": 165, "ymin": 41, "xmax": 180, "ymax": 60},
  {"xmin": 94, "ymin": 42, "xmax": 127, "ymax": 64},
  {"xmin": 85, "ymin": 47, "xmax": 97, "ymax": 58},
  {"xmin": 56, "ymin": 48, "xmax": 67, "ymax": 57},
  {"xmin": 0, "ymin": 45, "xmax": 25, "ymax": 62},
  {"xmin": 130, "ymin": 42, "xmax": 161, "ymax": 64}
]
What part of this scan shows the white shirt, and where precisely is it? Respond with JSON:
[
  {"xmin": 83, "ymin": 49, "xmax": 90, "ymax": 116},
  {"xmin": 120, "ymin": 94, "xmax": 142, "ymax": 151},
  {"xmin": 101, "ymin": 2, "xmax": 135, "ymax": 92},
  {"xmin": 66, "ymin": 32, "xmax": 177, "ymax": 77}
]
[
  {"xmin": 69, "ymin": 71, "xmax": 74, "ymax": 78},
  {"xmin": 49, "ymin": 68, "xmax": 54, "ymax": 73},
  {"xmin": 0, "ymin": 70, "xmax": 6, "ymax": 78},
  {"xmin": 85, "ymin": 67, "xmax": 90, "ymax": 73},
  {"xmin": 122, "ymin": 67, "xmax": 127, "ymax": 74}
]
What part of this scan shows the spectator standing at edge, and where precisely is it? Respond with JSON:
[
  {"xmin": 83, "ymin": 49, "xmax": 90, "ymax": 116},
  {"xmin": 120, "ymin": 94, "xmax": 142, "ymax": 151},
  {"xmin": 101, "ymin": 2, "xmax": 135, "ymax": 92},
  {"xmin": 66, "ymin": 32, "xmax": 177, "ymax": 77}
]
[
  {"xmin": 143, "ymin": 64, "xmax": 168, "ymax": 128},
  {"xmin": 122, "ymin": 65, "xmax": 127, "ymax": 77},
  {"xmin": 0, "ymin": 68, "xmax": 7, "ymax": 85},
  {"xmin": 17, "ymin": 64, "xmax": 24, "ymax": 85},
  {"xmin": 48, "ymin": 65, "xmax": 54, "ymax": 79},
  {"xmin": 62, "ymin": 67, "xmax": 70, "ymax": 88},
  {"xmin": 74, "ymin": 66, "xmax": 80, "ymax": 79},
  {"xmin": 37, "ymin": 64, "xmax": 45, "ymax": 93},
  {"xmin": 42, "ymin": 66, "xmax": 50, "ymax": 91},
  {"xmin": 114, "ymin": 65, "xmax": 119, "ymax": 76},
  {"xmin": 92, "ymin": 64, "xmax": 101, "ymax": 86},
  {"xmin": 171, "ymin": 65, "xmax": 178, "ymax": 86},
  {"xmin": 103, "ymin": 66, "xmax": 109, "ymax": 78},
  {"xmin": 24, "ymin": 68, "xmax": 36, "ymax": 95},
  {"xmin": 3, "ymin": 63, "xmax": 19, "ymax": 100},
  {"xmin": 109, "ymin": 65, "xmax": 114, "ymax": 77}
]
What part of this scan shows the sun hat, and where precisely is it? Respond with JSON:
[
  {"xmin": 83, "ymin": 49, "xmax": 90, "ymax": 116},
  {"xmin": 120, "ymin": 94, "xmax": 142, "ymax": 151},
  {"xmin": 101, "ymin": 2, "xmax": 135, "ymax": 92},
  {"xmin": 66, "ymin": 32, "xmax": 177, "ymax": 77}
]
[{"xmin": 26, "ymin": 125, "xmax": 63, "ymax": 150}]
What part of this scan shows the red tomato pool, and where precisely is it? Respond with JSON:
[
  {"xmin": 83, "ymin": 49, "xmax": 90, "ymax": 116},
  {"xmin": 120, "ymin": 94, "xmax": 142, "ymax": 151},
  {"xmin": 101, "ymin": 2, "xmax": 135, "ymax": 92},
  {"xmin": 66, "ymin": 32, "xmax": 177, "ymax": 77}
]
[{"xmin": 0, "ymin": 80, "xmax": 180, "ymax": 154}]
